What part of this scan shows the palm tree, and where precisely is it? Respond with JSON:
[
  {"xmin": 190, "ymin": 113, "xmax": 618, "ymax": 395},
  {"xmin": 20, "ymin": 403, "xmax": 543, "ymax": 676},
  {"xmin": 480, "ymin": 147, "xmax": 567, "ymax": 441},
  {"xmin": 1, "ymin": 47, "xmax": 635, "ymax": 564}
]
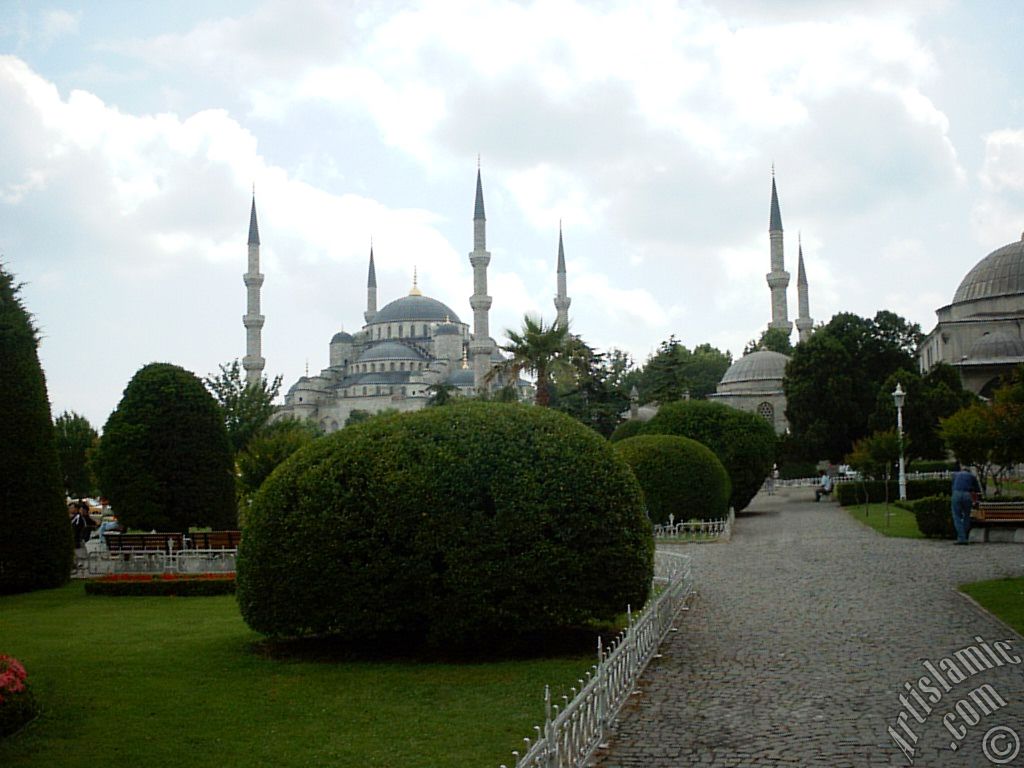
[{"xmin": 490, "ymin": 314, "xmax": 570, "ymax": 406}]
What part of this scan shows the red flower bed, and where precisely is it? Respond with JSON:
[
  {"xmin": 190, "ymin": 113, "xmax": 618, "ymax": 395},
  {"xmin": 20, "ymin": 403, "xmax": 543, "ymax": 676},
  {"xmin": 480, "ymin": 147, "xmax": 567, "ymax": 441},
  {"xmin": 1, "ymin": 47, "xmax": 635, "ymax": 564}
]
[
  {"xmin": 85, "ymin": 572, "xmax": 236, "ymax": 597},
  {"xmin": 97, "ymin": 572, "xmax": 235, "ymax": 583}
]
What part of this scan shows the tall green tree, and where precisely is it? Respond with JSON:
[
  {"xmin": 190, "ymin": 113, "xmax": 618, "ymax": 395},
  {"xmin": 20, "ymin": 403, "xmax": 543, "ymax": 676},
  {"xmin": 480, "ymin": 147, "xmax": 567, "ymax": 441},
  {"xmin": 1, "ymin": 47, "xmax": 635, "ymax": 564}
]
[
  {"xmin": 743, "ymin": 326, "xmax": 794, "ymax": 356},
  {"xmin": 53, "ymin": 411, "xmax": 99, "ymax": 498},
  {"xmin": 868, "ymin": 365, "xmax": 976, "ymax": 460},
  {"xmin": 204, "ymin": 359, "xmax": 282, "ymax": 455},
  {"xmin": 552, "ymin": 337, "xmax": 632, "ymax": 436},
  {"xmin": 940, "ymin": 404, "xmax": 998, "ymax": 495},
  {"xmin": 785, "ymin": 311, "xmax": 922, "ymax": 461},
  {"xmin": 492, "ymin": 314, "xmax": 570, "ymax": 406},
  {"xmin": 636, "ymin": 336, "xmax": 731, "ymax": 403},
  {"xmin": 237, "ymin": 419, "xmax": 321, "ymax": 508},
  {"xmin": 94, "ymin": 363, "xmax": 236, "ymax": 532},
  {"xmin": 0, "ymin": 264, "xmax": 73, "ymax": 593}
]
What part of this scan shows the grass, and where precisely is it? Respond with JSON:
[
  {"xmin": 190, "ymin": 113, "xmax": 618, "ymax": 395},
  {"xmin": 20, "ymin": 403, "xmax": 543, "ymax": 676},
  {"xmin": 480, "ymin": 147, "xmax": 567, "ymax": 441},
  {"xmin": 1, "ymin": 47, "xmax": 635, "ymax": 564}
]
[
  {"xmin": 844, "ymin": 502, "xmax": 924, "ymax": 539},
  {"xmin": 960, "ymin": 577, "xmax": 1024, "ymax": 636},
  {"xmin": 0, "ymin": 584, "xmax": 595, "ymax": 768}
]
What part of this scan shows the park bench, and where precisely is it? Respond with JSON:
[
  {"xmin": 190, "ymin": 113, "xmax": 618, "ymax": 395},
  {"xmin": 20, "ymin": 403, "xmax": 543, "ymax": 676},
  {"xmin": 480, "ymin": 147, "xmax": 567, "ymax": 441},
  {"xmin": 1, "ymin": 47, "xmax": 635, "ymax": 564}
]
[
  {"xmin": 102, "ymin": 533, "xmax": 185, "ymax": 573},
  {"xmin": 179, "ymin": 531, "xmax": 242, "ymax": 573},
  {"xmin": 972, "ymin": 501, "xmax": 1024, "ymax": 523}
]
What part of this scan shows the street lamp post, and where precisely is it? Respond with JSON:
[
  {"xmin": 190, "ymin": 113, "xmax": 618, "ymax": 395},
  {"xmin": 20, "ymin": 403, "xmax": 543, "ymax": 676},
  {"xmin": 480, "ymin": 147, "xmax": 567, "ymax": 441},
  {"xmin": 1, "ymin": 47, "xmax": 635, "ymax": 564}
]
[{"xmin": 893, "ymin": 383, "xmax": 907, "ymax": 501}]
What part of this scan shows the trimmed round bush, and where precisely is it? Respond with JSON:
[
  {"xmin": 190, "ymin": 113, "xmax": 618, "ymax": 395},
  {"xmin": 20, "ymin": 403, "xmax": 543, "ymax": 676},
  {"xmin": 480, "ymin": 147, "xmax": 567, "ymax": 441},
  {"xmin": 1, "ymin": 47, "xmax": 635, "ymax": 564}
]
[
  {"xmin": 641, "ymin": 400, "xmax": 776, "ymax": 512},
  {"xmin": 237, "ymin": 402, "xmax": 653, "ymax": 650},
  {"xmin": 94, "ymin": 363, "xmax": 236, "ymax": 533},
  {"xmin": 608, "ymin": 419, "xmax": 645, "ymax": 443},
  {"xmin": 614, "ymin": 435, "xmax": 730, "ymax": 523}
]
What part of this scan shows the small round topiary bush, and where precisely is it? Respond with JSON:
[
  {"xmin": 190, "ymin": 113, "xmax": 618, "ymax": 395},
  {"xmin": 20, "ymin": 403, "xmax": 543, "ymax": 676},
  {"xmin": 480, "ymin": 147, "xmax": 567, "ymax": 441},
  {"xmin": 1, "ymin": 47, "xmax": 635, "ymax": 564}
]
[
  {"xmin": 237, "ymin": 402, "xmax": 653, "ymax": 651},
  {"xmin": 641, "ymin": 400, "xmax": 776, "ymax": 513},
  {"xmin": 613, "ymin": 435, "xmax": 730, "ymax": 523},
  {"xmin": 608, "ymin": 419, "xmax": 645, "ymax": 443}
]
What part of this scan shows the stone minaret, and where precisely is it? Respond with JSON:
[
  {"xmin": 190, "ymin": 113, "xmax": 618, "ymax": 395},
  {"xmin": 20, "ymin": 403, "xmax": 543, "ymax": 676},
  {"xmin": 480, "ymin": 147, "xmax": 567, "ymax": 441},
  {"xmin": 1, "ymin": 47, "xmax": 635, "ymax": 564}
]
[
  {"xmin": 766, "ymin": 173, "xmax": 792, "ymax": 336},
  {"xmin": 469, "ymin": 166, "xmax": 495, "ymax": 389},
  {"xmin": 364, "ymin": 245, "xmax": 377, "ymax": 324},
  {"xmin": 242, "ymin": 195, "xmax": 266, "ymax": 387},
  {"xmin": 795, "ymin": 235, "xmax": 813, "ymax": 343},
  {"xmin": 554, "ymin": 223, "xmax": 571, "ymax": 329}
]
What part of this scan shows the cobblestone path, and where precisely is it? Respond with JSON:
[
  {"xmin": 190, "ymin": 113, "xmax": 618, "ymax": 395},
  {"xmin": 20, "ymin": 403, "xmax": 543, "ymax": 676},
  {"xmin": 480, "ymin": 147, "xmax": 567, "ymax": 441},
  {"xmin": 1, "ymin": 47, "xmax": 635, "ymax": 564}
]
[{"xmin": 594, "ymin": 488, "xmax": 1024, "ymax": 767}]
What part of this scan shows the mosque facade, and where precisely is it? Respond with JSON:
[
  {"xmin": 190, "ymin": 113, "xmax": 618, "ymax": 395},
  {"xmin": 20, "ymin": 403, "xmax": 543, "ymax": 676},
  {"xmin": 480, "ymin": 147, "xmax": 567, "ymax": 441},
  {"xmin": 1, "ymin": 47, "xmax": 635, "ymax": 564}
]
[
  {"xmin": 918, "ymin": 234, "xmax": 1024, "ymax": 397},
  {"xmin": 243, "ymin": 169, "xmax": 570, "ymax": 432}
]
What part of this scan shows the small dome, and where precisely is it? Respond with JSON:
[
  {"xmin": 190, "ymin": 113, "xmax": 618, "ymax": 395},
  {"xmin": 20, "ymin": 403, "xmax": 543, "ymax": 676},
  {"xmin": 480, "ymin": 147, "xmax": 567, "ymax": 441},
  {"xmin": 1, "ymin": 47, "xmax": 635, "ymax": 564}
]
[
  {"xmin": 356, "ymin": 341, "xmax": 428, "ymax": 363},
  {"xmin": 953, "ymin": 237, "xmax": 1024, "ymax": 305},
  {"xmin": 331, "ymin": 331, "xmax": 354, "ymax": 344},
  {"xmin": 373, "ymin": 295, "xmax": 461, "ymax": 324},
  {"xmin": 720, "ymin": 350, "xmax": 790, "ymax": 385},
  {"xmin": 446, "ymin": 368, "xmax": 476, "ymax": 387},
  {"xmin": 968, "ymin": 331, "xmax": 1024, "ymax": 360},
  {"xmin": 434, "ymin": 323, "xmax": 460, "ymax": 336}
]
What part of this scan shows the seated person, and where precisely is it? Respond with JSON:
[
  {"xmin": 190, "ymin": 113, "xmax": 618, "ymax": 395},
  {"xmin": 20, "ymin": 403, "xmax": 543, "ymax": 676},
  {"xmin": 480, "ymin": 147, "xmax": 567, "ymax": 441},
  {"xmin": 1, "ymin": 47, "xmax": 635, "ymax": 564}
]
[{"xmin": 814, "ymin": 471, "xmax": 833, "ymax": 502}]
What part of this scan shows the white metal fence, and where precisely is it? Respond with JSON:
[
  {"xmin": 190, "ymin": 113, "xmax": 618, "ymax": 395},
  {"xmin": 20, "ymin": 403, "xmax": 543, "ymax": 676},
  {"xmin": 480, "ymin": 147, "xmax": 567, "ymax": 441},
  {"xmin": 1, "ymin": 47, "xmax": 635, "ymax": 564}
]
[
  {"xmin": 651, "ymin": 508, "xmax": 734, "ymax": 542},
  {"xmin": 499, "ymin": 550, "xmax": 693, "ymax": 768}
]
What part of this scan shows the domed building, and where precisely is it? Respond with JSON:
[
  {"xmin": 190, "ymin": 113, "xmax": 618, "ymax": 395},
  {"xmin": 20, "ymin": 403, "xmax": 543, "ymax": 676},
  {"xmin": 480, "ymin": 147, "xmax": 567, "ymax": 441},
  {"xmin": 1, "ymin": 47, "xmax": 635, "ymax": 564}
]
[
  {"xmin": 708, "ymin": 350, "xmax": 790, "ymax": 434},
  {"xmin": 918, "ymin": 234, "xmax": 1024, "ymax": 397},
  {"xmin": 253, "ymin": 169, "xmax": 568, "ymax": 431}
]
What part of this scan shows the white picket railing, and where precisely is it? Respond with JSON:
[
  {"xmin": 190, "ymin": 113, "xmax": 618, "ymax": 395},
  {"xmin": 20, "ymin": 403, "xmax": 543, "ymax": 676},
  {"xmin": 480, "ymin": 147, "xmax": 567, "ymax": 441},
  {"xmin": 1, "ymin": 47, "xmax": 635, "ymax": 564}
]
[
  {"xmin": 499, "ymin": 550, "xmax": 693, "ymax": 768},
  {"xmin": 651, "ymin": 508, "xmax": 734, "ymax": 542}
]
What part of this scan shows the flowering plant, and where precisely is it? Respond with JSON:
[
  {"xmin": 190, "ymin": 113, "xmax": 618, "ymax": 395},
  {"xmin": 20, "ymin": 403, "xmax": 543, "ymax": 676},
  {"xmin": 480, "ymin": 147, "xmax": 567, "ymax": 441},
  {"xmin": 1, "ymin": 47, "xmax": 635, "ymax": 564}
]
[
  {"xmin": 0, "ymin": 656, "xmax": 27, "ymax": 706},
  {"xmin": 97, "ymin": 572, "xmax": 235, "ymax": 583}
]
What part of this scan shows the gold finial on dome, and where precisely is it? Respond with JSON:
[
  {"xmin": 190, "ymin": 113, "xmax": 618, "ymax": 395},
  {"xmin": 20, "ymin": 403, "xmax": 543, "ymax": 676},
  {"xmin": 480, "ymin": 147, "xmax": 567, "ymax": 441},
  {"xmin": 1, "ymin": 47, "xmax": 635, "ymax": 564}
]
[
  {"xmin": 461, "ymin": 345, "xmax": 469, "ymax": 369},
  {"xmin": 409, "ymin": 266, "xmax": 423, "ymax": 296}
]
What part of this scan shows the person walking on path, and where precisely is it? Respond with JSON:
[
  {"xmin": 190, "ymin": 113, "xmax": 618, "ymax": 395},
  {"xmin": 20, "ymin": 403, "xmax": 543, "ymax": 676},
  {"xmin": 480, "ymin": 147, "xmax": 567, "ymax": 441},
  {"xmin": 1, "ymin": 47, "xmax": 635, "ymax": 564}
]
[{"xmin": 950, "ymin": 463, "xmax": 980, "ymax": 544}]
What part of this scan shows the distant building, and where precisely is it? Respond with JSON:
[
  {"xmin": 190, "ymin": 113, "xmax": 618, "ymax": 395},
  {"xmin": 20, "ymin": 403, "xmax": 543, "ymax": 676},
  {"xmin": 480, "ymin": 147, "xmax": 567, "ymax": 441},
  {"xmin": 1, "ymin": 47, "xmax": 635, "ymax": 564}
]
[
  {"xmin": 248, "ymin": 168, "xmax": 570, "ymax": 431},
  {"xmin": 918, "ymin": 233, "xmax": 1024, "ymax": 397}
]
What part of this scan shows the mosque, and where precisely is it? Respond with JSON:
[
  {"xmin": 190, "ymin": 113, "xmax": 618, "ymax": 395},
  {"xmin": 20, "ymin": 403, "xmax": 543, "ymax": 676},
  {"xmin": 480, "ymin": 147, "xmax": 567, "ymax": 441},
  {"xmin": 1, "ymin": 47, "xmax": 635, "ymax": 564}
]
[
  {"xmin": 917, "ymin": 234, "xmax": 1024, "ymax": 397},
  {"xmin": 242, "ymin": 169, "xmax": 570, "ymax": 432},
  {"xmin": 707, "ymin": 175, "xmax": 811, "ymax": 434}
]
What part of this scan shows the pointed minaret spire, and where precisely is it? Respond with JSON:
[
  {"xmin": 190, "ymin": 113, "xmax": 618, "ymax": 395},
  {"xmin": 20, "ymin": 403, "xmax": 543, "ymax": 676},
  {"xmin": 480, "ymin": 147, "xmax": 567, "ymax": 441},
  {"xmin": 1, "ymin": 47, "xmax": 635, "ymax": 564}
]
[
  {"xmin": 795, "ymin": 233, "xmax": 814, "ymax": 343},
  {"xmin": 766, "ymin": 169, "xmax": 791, "ymax": 337},
  {"xmin": 468, "ymin": 162, "xmax": 494, "ymax": 390},
  {"xmin": 554, "ymin": 221, "xmax": 571, "ymax": 329},
  {"xmin": 242, "ymin": 194, "xmax": 266, "ymax": 387},
  {"xmin": 410, "ymin": 266, "xmax": 423, "ymax": 296},
  {"xmin": 364, "ymin": 243, "xmax": 378, "ymax": 324}
]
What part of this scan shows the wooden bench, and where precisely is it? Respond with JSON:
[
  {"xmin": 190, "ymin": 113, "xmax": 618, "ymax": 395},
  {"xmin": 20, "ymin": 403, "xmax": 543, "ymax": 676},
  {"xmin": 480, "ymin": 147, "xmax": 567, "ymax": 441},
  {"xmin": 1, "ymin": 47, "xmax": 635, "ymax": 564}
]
[
  {"xmin": 973, "ymin": 501, "xmax": 1024, "ymax": 523},
  {"xmin": 102, "ymin": 533, "xmax": 185, "ymax": 573},
  {"xmin": 105, "ymin": 533, "xmax": 185, "ymax": 554},
  {"xmin": 186, "ymin": 531, "xmax": 241, "ymax": 550}
]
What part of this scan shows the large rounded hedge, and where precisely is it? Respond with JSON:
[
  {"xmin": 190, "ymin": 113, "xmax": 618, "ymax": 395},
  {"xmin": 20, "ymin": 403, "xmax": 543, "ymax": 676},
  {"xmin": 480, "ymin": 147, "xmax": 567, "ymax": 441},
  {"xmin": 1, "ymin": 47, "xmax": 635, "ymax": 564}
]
[
  {"xmin": 94, "ymin": 363, "xmax": 236, "ymax": 533},
  {"xmin": 608, "ymin": 419, "xmax": 645, "ymax": 443},
  {"xmin": 237, "ymin": 402, "xmax": 653, "ymax": 650},
  {"xmin": 613, "ymin": 435, "xmax": 730, "ymax": 523},
  {"xmin": 641, "ymin": 400, "xmax": 776, "ymax": 512}
]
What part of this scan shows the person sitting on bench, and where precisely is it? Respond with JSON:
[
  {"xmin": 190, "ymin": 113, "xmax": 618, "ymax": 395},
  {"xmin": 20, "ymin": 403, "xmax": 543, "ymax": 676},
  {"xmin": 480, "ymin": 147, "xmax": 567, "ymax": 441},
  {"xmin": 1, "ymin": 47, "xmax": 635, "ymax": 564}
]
[{"xmin": 815, "ymin": 471, "xmax": 833, "ymax": 502}]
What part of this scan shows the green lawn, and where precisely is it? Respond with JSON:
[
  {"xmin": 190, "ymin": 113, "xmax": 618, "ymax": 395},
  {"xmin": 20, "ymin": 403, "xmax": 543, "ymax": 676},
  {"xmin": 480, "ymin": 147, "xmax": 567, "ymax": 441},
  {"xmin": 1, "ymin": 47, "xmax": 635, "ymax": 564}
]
[
  {"xmin": 0, "ymin": 584, "xmax": 594, "ymax": 768},
  {"xmin": 844, "ymin": 502, "xmax": 924, "ymax": 538},
  {"xmin": 960, "ymin": 577, "xmax": 1024, "ymax": 636}
]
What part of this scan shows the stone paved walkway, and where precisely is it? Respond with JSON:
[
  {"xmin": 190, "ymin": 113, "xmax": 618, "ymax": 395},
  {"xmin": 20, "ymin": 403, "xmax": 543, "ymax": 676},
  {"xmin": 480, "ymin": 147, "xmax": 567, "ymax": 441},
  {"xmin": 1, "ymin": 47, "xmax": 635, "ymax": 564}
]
[{"xmin": 594, "ymin": 488, "xmax": 1024, "ymax": 767}]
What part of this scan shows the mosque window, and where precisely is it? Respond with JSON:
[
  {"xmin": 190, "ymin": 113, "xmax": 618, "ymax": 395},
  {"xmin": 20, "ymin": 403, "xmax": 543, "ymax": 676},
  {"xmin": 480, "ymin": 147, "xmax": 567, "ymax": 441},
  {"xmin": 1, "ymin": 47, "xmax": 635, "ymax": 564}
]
[
  {"xmin": 390, "ymin": 362, "xmax": 395, "ymax": 371},
  {"xmin": 387, "ymin": 326, "xmax": 392, "ymax": 338},
  {"xmin": 362, "ymin": 387, "xmax": 367, "ymax": 396},
  {"xmin": 757, "ymin": 402, "xmax": 774, "ymax": 422},
  {"xmin": 376, "ymin": 327, "xmax": 381, "ymax": 339},
  {"xmin": 401, "ymin": 387, "xmax": 406, "ymax": 395},
  {"xmin": 400, "ymin": 362, "xmax": 405, "ymax": 371}
]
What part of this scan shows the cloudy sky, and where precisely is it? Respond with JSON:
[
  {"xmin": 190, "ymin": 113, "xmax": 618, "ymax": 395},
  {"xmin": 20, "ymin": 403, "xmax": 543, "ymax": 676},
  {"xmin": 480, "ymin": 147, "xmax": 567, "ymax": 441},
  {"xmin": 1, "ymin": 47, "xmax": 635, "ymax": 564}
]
[{"xmin": 3, "ymin": 1, "xmax": 1024, "ymax": 428}]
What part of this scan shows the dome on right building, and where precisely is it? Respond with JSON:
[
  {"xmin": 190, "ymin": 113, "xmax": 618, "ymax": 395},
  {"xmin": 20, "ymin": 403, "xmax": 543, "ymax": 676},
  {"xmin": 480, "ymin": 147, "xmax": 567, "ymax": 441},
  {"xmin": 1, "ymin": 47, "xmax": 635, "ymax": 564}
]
[
  {"xmin": 952, "ymin": 235, "xmax": 1024, "ymax": 305},
  {"xmin": 709, "ymin": 350, "xmax": 790, "ymax": 435},
  {"xmin": 918, "ymin": 233, "xmax": 1024, "ymax": 398}
]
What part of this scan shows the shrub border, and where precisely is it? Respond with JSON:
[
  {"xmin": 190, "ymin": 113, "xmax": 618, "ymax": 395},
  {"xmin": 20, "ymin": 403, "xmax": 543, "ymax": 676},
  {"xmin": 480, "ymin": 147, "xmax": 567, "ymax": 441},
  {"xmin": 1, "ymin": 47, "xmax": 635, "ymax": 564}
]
[{"xmin": 84, "ymin": 573, "xmax": 235, "ymax": 597}]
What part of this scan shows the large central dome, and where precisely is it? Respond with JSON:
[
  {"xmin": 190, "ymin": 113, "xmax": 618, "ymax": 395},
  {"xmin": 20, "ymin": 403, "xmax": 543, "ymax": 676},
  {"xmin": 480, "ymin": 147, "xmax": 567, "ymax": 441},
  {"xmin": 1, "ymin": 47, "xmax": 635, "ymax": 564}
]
[
  {"xmin": 373, "ymin": 295, "xmax": 462, "ymax": 324},
  {"xmin": 720, "ymin": 350, "xmax": 789, "ymax": 385},
  {"xmin": 952, "ymin": 235, "xmax": 1024, "ymax": 305}
]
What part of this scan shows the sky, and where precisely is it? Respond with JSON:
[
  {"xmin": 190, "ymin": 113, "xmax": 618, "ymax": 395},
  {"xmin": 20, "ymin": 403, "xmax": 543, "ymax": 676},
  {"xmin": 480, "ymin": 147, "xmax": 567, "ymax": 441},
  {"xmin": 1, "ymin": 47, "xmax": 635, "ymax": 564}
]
[{"xmin": 3, "ymin": 0, "xmax": 1024, "ymax": 429}]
